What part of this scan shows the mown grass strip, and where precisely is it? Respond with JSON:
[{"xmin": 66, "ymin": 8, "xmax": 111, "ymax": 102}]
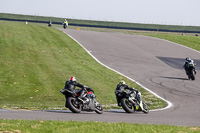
[{"xmin": 1, "ymin": 119, "xmax": 199, "ymax": 133}]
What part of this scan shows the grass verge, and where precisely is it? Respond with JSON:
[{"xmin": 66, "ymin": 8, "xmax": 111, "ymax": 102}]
[{"xmin": 1, "ymin": 119, "xmax": 200, "ymax": 133}]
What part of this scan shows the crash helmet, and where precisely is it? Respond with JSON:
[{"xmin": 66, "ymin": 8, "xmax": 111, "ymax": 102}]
[
  {"xmin": 119, "ymin": 81, "xmax": 125, "ymax": 85},
  {"xmin": 69, "ymin": 77, "xmax": 76, "ymax": 81},
  {"xmin": 185, "ymin": 57, "xmax": 191, "ymax": 61}
]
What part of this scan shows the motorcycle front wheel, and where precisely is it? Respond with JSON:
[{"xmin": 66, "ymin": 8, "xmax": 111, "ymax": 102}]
[
  {"xmin": 121, "ymin": 98, "xmax": 135, "ymax": 113},
  {"xmin": 66, "ymin": 97, "xmax": 82, "ymax": 113},
  {"xmin": 191, "ymin": 70, "xmax": 195, "ymax": 80},
  {"xmin": 95, "ymin": 101, "xmax": 103, "ymax": 114},
  {"xmin": 142, "ymin": 102, "xmax": 149, "ymax": 114}
]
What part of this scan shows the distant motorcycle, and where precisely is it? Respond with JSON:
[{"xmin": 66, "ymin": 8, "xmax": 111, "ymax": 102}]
[
  {"xmin": 116, "ymin": 90, "xmax": 149, "ymax": 114},
  {"xmin": 48, "ymin": 23, "xmax": 52, "ymax": 27},
  {"xmin": 185, "ymin": 62, "xmax": 196, "ymax": 80},
  {"xmin": 48, "ymin": 21, "xmax": 52, "ymax": 27},
  {"xmin": 60, "ymin": 88, "xmax": 103, "ymax": 114},
  {"xmin": 63, "ymin": 23, "xmax": 68, "ymax": 29}
]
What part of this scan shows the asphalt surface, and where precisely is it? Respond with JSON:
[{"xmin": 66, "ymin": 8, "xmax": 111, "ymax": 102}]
[{"xmin": 1, "ymin": 29, "xmax": 200, "ymax": 126}]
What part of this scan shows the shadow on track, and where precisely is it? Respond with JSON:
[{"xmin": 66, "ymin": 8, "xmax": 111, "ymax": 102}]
[
  {"xmin": 160, "ymin": 76, "xmax": 188, "ymax": 80},
  {"xmin": 105, "ymin": 109, "xmax": 146, "ymax": 115},
  {"xmin": 44, "ymin": 110, "xmax": 70, "ymax": 113},
  {"xmin": 44, "ymin": 110, "xmax": 98, "ymax": 114},
  {"xmin": 157, "ymin": 56, "xmax": 200, "ymax": 70}
]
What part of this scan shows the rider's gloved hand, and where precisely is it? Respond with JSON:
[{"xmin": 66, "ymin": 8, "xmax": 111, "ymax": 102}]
[{"xmin": 135, "ymin": 89, "xmax": 139, "ymax": 93}]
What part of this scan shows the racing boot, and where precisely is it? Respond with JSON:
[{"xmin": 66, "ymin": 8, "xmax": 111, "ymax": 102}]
[{"xmin": 117, "ymin": 98, "xmax": 121, "ymax": 106}]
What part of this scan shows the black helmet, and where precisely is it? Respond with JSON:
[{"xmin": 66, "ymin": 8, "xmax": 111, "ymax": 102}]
[{"xmin": 185, "ymin": 57, "xmax": 191, "ymax": 61}]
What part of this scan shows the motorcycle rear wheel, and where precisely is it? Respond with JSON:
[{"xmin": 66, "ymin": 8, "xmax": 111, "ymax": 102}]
[
  {"xmin": 66, "ymin": 97, "xmax": 82, "ymax": 113},
  {"xmin": 121, "ymin": 98, "xmax": 135, "ymax": 113}
]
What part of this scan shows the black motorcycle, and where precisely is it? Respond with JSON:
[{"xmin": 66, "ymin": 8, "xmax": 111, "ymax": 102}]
[
  {"xmin": 63, "ymin": 23, "xmax": 68, "ymax": 29},
  {"xmin": 48, "ymin": 21, "xmax": 52, "ymax": 27},
  {"xmin": 116, "ymin": 90, "xmax": 149, "ymax": 114},
  {"xmin": 60, "ymin": 88, "xmax": 103, "ymax": 114},
  {"xmin": 48, "ymin": 23, "xmax": 52, "ymax": 27},
  {"xmin": 185, "ymin": 64, "xmax": 196, "ymax": 80}
]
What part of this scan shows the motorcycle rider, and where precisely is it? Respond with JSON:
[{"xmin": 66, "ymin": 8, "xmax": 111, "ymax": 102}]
[
  {"xmin": 64, "ymin": 77, "xmax": 90, "ymax": 106},
  {"xmin": 183, "ymin": 57, "xmax": 196, "ymax": 75},
  {"xmin": 63, "ymin": 19, "xmax": 68, "ymax": 28},
  {"xmin": 48, "ymin": 20, "xmax": 52, "ymax": 27},
  {"xmin": 115, "ymin": 81, "xmax": 139, "ymax": 106}
]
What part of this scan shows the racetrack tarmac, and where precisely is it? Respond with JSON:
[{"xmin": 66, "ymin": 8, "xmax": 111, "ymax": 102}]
[{"xmin": 1, "ymin": 29, "xmax": 200, "ymax": 126}]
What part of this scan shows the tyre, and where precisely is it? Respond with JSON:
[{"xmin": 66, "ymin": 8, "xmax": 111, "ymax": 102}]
[
  {"xmin": 191, "ymin": 70, "xmax": 195, "ymax": 80},
  {"xmin": 142, "ymin": 102, "xmax": 149, "ymax": 114},
  {"xmin": 121, "ymin": 98, "xmax": 135, "ymax": 113},
  {"xmin": 95, "ymin": 104, "xmax": 103, "ymax": 114},
  {"xmin": 63, "ymin": 24, "xmax": 67, "ymax": 29},
  {"xmin": 66, "ymin": 97, "xmax": 82, "ymax": 113}
]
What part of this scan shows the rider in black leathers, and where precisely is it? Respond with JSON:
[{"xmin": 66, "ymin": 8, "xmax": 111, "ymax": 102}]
[
  {"xmin": 48, "ymin": 20, "xmax": 52, "ymax": 27},
  {"xmin": 115, "ymin": 81, "xmax": 139, "ymax": 106},
  {"xmin": 64, "ymin": 77, "xmax": 90, "ymax": 107},
  {"xmin": 183, "ymin": 57, "xmax": 196, "ymax": 75}
]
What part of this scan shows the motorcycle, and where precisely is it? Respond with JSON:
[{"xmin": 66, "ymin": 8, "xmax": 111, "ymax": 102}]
[
  {"xmin": 48, "ymin": 21, "xmax": 52, "ymax": 27},
  {"xmin": 60, "ymin": 88, "xmax": 103, "ymax": 114},
  {"xmin": 185, "ymin": 63, "xmax": 196, "ymax": 80},
  {"xmin": 63, "ymin": 23, "xmax": 68, "ymax": 29},
  {"xmin": 48, "ymin": 23, "xmax": 52, "ymax": 27},
  {"xmin": 116, "ymin": 90, "xmax": 149, "ymax": 114}
]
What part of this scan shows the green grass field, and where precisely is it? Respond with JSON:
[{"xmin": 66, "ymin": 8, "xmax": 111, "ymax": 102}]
[{"xmin": 1, "ymin": 119, "xmax": 200, "ymax": 133}]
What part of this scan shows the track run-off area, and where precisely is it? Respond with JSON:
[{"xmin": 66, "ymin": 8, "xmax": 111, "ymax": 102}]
[{"xmin": 1, "ymin": 29, "xmax": 200, "ymax": 126}]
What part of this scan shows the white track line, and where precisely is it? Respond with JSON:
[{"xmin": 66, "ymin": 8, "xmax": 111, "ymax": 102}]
[{"xmin": 66, "ymin": 32, "xmax": 173, "ymax": 111}]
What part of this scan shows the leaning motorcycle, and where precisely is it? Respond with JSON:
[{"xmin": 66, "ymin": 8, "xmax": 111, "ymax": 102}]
[
  {"xmin": 60, "ymin": 88, "xmax": 103, "ymax": 114},
  {"xmin": 185, "ymin": 63, "xmax": 196, "ymax": 80},
  {"xmin": 116, "ymin": 90, "xmax": 149, "ymax": 114}
]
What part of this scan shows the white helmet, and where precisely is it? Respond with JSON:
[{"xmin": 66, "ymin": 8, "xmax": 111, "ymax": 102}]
[{"xmin": 69, "ymin": 77, "xmax": 76, "ymax": 81}]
